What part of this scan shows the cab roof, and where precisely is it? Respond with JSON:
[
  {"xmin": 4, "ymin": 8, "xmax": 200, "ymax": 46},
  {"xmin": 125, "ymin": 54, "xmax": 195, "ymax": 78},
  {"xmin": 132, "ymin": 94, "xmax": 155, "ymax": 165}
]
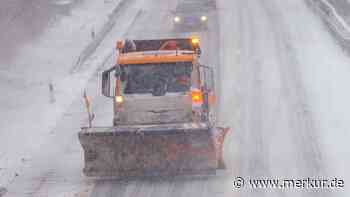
[
  {"xmin": 117, "ymin": 50, "xmax": 196, "ymax": 65},
  {"xmin": 116, "ymin": 38, "xmax": 200, "ymax": 65},
  {"xmin": 175, "ymin": 1, "xmax": 215, "ymax": 13}
]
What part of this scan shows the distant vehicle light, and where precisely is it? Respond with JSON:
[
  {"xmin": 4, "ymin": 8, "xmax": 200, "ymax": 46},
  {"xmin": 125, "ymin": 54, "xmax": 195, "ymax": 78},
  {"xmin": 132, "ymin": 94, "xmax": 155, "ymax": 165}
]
[
  {"xmin": 201, "ymin": 16, "xmax": 208, "ymax": 21},
  {"xmin": 174, "ymin": 16, "xmax": 181, "ymax": 23}
]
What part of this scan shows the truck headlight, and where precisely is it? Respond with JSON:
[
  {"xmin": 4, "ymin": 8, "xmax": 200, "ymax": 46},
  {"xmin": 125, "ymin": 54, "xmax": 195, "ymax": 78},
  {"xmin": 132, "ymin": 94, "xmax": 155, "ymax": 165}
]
[
  {"xmin": 201, "ymin": 15, "xmax": 208, "ymax": 22},
  {"xmin": 174, "ymin": 16, "xmax": 181, "ymax": 23}
]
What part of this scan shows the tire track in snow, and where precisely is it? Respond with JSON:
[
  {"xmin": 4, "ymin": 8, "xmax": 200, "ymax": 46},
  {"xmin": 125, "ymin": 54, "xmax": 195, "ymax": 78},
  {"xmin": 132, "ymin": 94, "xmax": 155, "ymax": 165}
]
[
  {"xmin": 258, "ymin": 1, "xmax": 330, "ymax": 197},
  {"xmin": 238, "ymin": 0, "xmax": 271, "ymax": 181},
  {"xmin": 259, "ymin": 0, "xmax": 326, "ymax": 177}
]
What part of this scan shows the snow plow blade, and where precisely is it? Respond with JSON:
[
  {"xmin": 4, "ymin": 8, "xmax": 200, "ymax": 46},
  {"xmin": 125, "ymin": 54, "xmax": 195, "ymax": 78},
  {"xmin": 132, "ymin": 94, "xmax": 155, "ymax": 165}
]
[{"xmin": 78, "ymin": 123, "xmax": 229, "ymax": 178}]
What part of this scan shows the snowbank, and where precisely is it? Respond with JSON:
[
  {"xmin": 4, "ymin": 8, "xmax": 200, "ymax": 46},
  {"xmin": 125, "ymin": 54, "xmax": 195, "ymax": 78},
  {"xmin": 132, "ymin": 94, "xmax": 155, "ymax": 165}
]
[
  {"xmin": 306, "ymin": 0, "xmax": 350, "ymax": 45},
  {"xmin": 0, "ymin": 0, "xmax": 124, "ymax": 188}
]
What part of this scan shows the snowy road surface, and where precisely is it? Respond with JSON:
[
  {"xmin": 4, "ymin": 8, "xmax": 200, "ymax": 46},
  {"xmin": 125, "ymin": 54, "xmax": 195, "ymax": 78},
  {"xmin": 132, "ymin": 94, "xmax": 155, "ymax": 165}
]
[
  {"xmin": 1, "ymin": 0, "xmax": 349, "ymax": 196},
  {"xmin": 0, "ymin": 0, "xmax": 80, "ymax": 65}
]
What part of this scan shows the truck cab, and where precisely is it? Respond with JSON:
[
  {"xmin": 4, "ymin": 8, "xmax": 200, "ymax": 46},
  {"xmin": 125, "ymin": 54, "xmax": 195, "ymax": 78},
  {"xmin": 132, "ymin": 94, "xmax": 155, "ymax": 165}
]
[
  {"xmin": 79, "ymin": 38, "xmax": 229, "ymax": 177},
  {"xmin": 101, "ymin": 38, "xmax": 216, "ymax": 126}
]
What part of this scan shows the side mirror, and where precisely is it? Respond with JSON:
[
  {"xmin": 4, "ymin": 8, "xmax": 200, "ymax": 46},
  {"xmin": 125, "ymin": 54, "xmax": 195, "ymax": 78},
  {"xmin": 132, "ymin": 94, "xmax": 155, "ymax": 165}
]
[
  {"xmin": 120, "ymin": 72, "xmax": 127, "ymax": 82},
  {"xmin": 196, "ymin": 47, "xmax": 202, "ymax": 56},
  {"xmin": 199, "ymin": 64, "xmax": 214, "ymax": 91},
  {"xmin": 102, "ymin": 68, "xmax": 115, "ymax": 97}
]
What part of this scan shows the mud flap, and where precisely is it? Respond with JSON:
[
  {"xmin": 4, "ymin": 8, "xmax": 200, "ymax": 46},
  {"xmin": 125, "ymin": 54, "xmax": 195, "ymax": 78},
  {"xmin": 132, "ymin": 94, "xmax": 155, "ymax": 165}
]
[{"xmin": 213, "ymin": 127, "xmax": 230, "ymax": 169}]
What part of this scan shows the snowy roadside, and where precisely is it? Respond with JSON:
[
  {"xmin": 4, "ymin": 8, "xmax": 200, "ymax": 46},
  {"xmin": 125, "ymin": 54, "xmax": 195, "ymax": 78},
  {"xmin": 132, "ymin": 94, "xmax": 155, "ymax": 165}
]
[
  {"xmin": 1, "ymin": 0, "xmax": 144, "ymax": 195},
  {"xmin": 0, "ymin": 0, "xmax": 126, "ymax": 190}
]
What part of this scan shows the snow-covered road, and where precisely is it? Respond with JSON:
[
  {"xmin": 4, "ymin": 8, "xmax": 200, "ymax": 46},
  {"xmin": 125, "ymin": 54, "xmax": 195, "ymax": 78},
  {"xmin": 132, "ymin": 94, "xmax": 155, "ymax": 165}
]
[
  {"xmin": 218, "ymin": 0, "xmax": 349, "ymax": 196},
  {"xmin": 1, "ymin": 0, "xmax": 349, "ymax": 196}
]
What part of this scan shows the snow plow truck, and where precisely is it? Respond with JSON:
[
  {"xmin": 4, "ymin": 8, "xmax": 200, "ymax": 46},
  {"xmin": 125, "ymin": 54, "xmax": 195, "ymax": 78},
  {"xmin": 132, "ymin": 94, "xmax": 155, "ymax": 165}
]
[{"xmin": 78, "ymin": 38, "xmax": 229, "ymax": 178}]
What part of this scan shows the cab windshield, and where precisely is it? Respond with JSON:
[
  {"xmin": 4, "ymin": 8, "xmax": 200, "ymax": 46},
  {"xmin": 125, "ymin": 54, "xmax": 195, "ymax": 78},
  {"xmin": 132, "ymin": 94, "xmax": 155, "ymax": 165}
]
[{"xmin": 120, "ymin": 62, "xmax": 192, "ymax": 95}]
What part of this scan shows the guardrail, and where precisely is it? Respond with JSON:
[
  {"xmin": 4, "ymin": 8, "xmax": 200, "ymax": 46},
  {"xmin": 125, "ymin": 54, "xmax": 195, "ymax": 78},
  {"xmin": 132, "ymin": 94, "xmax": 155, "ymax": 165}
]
[
  {"xmin": 306, "ymin": 0, "xmax": 350, "ymax": 49},
  {"xmin": 70, "ymin": 0, "xmax": 130, "ymax": 73}
]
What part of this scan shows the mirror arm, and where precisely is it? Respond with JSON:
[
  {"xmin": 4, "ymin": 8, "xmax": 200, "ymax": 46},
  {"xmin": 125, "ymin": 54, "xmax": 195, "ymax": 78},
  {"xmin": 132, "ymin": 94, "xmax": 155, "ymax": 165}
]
[{"xmin": 102, "ymin": 66, "xmax": 117, "ymax": 98}]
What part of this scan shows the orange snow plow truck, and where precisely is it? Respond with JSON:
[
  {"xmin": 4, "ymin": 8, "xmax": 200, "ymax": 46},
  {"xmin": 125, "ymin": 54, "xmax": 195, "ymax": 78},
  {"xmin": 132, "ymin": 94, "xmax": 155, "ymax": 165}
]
[{"xmin": 78, "ymin": 38, "xmax": 229, "ymax": 178}]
